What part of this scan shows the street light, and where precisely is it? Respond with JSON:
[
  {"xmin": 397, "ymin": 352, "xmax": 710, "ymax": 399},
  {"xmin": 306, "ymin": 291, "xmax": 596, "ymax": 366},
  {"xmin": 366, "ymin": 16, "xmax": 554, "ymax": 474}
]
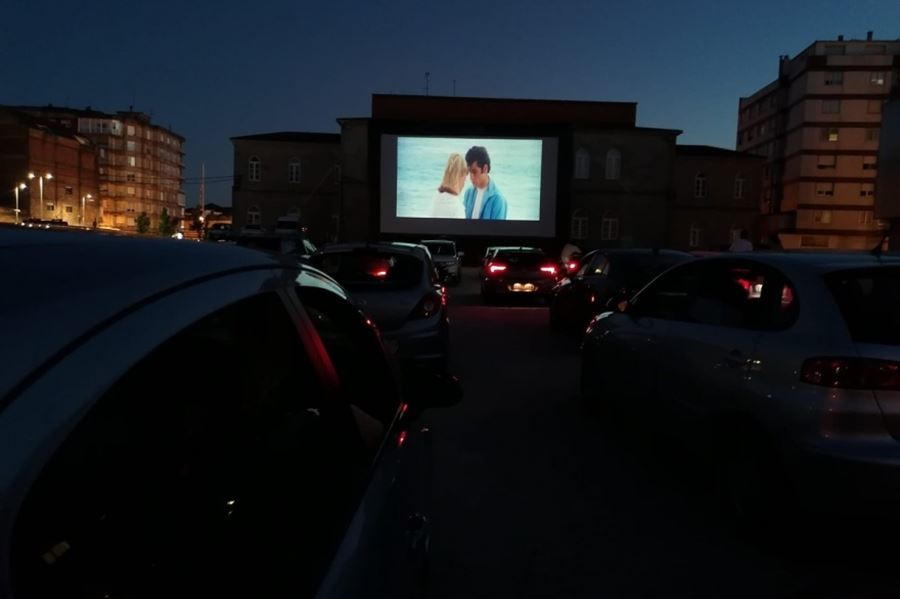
[
  {"xmin": 13, "ymin": 183, "xmax": 26, "ymax": 224},
  {"xmin": 28, "ymin": 172, "xmax": 53, "ymax": 219},
  {"xmin": 81, "ymin": 193, "xmax": 94, "ymax": 226}
]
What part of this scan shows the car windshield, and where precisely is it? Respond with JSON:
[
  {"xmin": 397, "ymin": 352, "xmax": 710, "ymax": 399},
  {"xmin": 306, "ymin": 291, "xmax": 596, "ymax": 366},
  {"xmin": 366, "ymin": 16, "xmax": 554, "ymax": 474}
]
[
  {"xmin": 424, "ymin": 242, "xmax": 455, "ymax": 256},
  {"xmin": 826, "ymin": 267, "xmax": 900, "ymax": 345},
  {"xmin": 310, "ymin": 250, "xmax": 423, "ymax": 290}
]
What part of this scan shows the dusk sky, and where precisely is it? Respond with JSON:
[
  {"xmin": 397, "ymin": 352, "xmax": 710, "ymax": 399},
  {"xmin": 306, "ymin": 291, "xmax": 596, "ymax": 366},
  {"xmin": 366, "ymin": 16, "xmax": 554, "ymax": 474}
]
[{"xmin": 3, "ymin": 0, "xmax": 898, "ymax": 205}]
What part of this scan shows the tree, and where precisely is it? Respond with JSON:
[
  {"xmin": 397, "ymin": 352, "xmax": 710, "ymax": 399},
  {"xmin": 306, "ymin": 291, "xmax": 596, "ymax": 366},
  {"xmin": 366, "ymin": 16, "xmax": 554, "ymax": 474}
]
[
  {"xmin": 158, "ymin": 208, "xmax": 176, "ymax": 237},
  {"xmin": 135, "ymin": 212, "xmax": 150, "ymax": 235}
]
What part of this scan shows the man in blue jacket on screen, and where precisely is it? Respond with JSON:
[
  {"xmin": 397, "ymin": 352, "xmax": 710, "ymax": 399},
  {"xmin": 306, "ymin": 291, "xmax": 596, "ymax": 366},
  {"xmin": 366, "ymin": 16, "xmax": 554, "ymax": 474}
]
[{"xmin": 463, "ymin": 146, "xmax": 508, "ymax": 220}]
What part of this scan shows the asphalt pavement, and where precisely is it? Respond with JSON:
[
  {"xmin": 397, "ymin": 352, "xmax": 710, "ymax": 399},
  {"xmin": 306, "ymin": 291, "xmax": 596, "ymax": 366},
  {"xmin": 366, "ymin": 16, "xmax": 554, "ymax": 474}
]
[{"xmin": 422, "ymin": 268, "xmax": 900, "ymax": 599}]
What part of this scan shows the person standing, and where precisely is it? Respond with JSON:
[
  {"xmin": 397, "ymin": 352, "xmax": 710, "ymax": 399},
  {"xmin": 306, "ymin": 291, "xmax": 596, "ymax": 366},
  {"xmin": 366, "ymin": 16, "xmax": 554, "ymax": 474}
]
[
  {"xmin": 463, "ymin": 146, "xmax": 508, "ymax": 220},
  {"xmin": 729, "ymin": 229, "xmax": 754, "ymax": 252}
]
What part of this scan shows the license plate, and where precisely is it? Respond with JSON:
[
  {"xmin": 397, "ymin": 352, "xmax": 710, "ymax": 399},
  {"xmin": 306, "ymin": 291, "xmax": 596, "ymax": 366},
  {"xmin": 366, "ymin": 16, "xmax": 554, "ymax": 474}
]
[{"xmin": 510, "ymin": 282, "xmax": 536, "ymax": 292}]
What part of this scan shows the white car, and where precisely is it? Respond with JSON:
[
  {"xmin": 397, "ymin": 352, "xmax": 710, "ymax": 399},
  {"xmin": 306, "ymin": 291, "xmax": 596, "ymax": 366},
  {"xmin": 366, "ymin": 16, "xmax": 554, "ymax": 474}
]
[{"xmin": 582, "ymin": 253, "xmax": 900, "ymax": 520}]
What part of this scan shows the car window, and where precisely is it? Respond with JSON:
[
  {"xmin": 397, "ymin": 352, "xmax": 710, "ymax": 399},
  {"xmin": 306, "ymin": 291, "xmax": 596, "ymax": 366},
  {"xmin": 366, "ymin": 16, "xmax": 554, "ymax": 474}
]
[
  {"xmin": 424, "ymin": 242, "xmax": 455, "ymax": 256},
  {"xmin": 494, "ymin": 251, "xmax": 547, "ymax": 267},
  {"xmin": 311, "ymin": 250, "xmax": 425, "ymax": 291},
  {"xmin": 610, "ymin": 254, "xmax": 693, "ymax": 293},
  {"xmin": 826, "ymin": 267, "xmax": 900, "ymax": 345},
  {"xmin": 11, "ymin": 292, "xmax": 367, "ymax": 599},
  {"xmin": 633, "ymin": 261, "xmax": 797, "ymax": 330},
  {"xmin": 586, "ymin": 253, "xmax": 609, "ymax": 276}
]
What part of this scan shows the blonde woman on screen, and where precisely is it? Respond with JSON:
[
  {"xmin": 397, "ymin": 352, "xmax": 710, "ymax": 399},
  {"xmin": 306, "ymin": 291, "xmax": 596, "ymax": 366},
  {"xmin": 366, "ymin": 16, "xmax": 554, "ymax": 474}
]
[{"xmin": 430, "ymin": 153, "xmax": 467, "ymax": 218}]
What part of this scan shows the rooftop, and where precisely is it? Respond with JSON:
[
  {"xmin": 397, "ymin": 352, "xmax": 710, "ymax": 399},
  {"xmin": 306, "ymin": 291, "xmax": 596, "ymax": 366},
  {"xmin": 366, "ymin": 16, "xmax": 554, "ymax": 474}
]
[{"xmin": 677, "ymin": 145, "xmax": 761, "ymax": 158}]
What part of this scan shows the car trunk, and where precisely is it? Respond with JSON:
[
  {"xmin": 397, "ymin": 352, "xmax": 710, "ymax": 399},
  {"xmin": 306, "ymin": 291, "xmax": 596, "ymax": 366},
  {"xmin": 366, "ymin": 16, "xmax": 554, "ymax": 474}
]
[
  {"xmin": 498, "ymin": 253, "xmax": 551, "ymax": 282},
  {"xmin": 349, "ymin": 288, "xmax": 424, "ymax": 331}
]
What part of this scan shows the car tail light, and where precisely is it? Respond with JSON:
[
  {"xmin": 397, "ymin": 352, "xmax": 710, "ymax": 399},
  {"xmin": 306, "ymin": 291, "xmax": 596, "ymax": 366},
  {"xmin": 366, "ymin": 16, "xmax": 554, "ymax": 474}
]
[
  {"xmin": 801, "ymin": 357, "xmax": 900, "ymax": 390},
  {"xmin": 413, "ymin": 291, "xmax": 444, "ymax": 318},
  {"xmin": 566, "ymin": 260, "xmax": 580, "ymax": 273},
  {"xmin": 540, "ymin": 264, "xmax": 558, "ymax": 276},
  {"xmin": 488, "ymin": 262, "xmax": 507, "ymax": 274}
]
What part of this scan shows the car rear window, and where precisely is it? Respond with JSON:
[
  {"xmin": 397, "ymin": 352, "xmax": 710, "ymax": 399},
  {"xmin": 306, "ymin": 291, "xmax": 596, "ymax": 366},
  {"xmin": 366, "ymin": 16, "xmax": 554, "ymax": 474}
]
[
  {"xmin": 494, "ymin": 251, "xmax": 547, "ymax": 267},
  {"xmin": 826, "ymin": 267, "xmax": 900, "ymax": 345},
  {"xmin": 425, "ymin": 242, "xmax": 455, "ymax": 256},
  {"xmin": 311, "ymin": 250, "xmax": 424, "ymax": 290}
]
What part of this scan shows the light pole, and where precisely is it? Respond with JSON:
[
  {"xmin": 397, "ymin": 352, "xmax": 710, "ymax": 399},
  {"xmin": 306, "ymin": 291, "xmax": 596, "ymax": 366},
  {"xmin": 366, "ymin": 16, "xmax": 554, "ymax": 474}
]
[
  {"xmin": 13, "ymin": 183, "xmax": 26, "ymax": 224},
  {"xmin": 81, "ymin": 194, "xmax": 93, "ymax": 226},
  {"xmin": 28, "ymin": 172, "xmax": 53, "ymax": 219}
]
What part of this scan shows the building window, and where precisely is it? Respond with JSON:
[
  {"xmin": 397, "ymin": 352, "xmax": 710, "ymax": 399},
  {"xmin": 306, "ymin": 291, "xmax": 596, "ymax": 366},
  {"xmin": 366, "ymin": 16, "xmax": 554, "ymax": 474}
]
[
  {"xmin": 863, "ymin": 156, "xmax": 878, "ymax": 170},
  {"xmin": 127, "ymin": 125, "xmax": 135, "ymax": 136},
  {"xmin": 823, "ymin": 128, "xmax": 840, "ymax": 142},
  {"xmin": 870, "ymin": 72, "xmax": 886, "ymax": 86},
  {"xmin": 694, "ymin": 173, "xmax": 708, "ymax": 199},
  {"xmin": 867, "ymin": 129, "xmax": 880, "ymax": 142},
  {"xmin": 65, "ymin": 205, "xmax": 73, "ymax": 213},
  {"xmin": 859, "ymin": 210, "xmax": 874, "ymax": 225},
  {"xmin": 824, "ymin": 44, "xmax": 845, "ymax": 55},
  {"xmin": 860, "ymin": 183, "xmax": 875, "ymax": 197},
  {"xmin": 248, "ymin": 205, "xmax": 261, "ymax": 225},
  {"xmin": 128, "ymin": 156, "xmax": 136, "ymax": 167},
  {"xmin": 867, "ymin": 100, "xmax": 883, "ymax": 114},
  {"xmin": 825, "ymin": 71, "xmax": 844, "ymax": 86},
  {"xmin": 600, "ymin": 216, "xmax": 619, "ymax": 241},
  {"xmin": 689, "ymin": 225, "xmax": 703, "ymax": 249},
  {"xmin": 571, "ymin": 210, "xmax": 588, "ymax": 240},
  {"xmin": 127, "ymin": 173, "xmax": 136, "ymax": 182},
  {"xmin": 816, "ymin": 182, "xmax": 835, "ymax": 197},
  {"xmin": 288, "ymin": 159, "xmax": 301, "ymax": 184},
  {"xmin": 605, "ymin": 149, "xmax": 621, "ymax": 180},
  {"xmin": 574, "ymin": 148, "xmax": 590, "ymax": 180},
  {"xmin": 99, "ymin": 148, "xmax": 106, "ymax": 158},
  {"xmin": 733, "ymin": 175, "xmax": 745, "ymax": 200},
  {"xmin": 248, "ymin": 156, "xmax": 261, "ymax": 182},
  {"xmin": 127, "ymin": 187, "xmax": 136, "ymax": 196},
  {"xmin": 817, "ymin": 155, "xmax": 837, "ymax": 169},
  {"xmin": 813, "ymin": 210, "xmax": 832, "ymax": 224},
  {"xmin": 822, "ymin": 100, "xmax": 841, "ymax": 114},
  {"xmin": 64, "ymin": 186, "xmax": 74, "ymax": 195},
  {"xmin": 126, "ymin": 141, "xmax": 136, "ymax": 152}
]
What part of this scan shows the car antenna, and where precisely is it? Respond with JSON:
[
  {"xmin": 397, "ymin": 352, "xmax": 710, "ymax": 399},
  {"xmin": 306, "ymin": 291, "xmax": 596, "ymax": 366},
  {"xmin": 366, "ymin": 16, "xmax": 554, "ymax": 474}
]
[{"xmin": 871, "ymin": 224, "xmax": 892, "ymax": 260}]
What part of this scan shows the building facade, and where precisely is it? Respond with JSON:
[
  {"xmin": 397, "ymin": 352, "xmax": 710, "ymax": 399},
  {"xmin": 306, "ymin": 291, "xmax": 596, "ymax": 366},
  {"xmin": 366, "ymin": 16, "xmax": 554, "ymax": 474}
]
[
  {"xmin": 668, "ymin": 145, "xmax": 763, "ymax": 251},
  {"xmin": 737, "ymin": 34, "xmax": 899, "ymax": 250},
  {"xmin": 231, "ymin": 132, "xmax": 341, "ymax": 240},
  {"xmin": 11, "ymin": 106, "xmax": 185, "ymax": 233},
  {"xmin": 0, "ymin": 107, "xmax": 99, "ymax": 225}
]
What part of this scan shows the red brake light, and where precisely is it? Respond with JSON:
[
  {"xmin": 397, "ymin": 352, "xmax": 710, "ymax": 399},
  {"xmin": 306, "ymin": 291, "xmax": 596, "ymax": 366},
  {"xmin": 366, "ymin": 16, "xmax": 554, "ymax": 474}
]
[
  {"xmin": 540, "ymin": 264, "xmax": 558, "ymax": 276},
  {"xmin": 801, "ymin": 358, "xmax": 900, "ymax": 390},
  {"xmin": 566, "ymin": 261, "xmax": 579, "ymax": 273},
  {"xmin": 488, "ymin": 262, "xmax": 507, "ymax": 274},
  {"xmin": 373, "ymin": 269, "xmax": 388, "ymax": 277}
]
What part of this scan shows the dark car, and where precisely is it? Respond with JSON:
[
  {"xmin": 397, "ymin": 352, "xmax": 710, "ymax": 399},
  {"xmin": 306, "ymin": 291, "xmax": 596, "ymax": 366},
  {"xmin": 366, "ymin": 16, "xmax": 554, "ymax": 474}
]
[
  {"xmin": 480, "ymin": 247, "xmax": 559, "ymax": 302},
  {"xmin": 206, "ymin": 222, "xmax": 233, "ymax": 242},
  {"xmin": 549, "ymin": 248, "xmax": 694, "ymax": 333},
  {"xmin": 0, "ymin": 228, "xmax": 460, "ymax": 599}
]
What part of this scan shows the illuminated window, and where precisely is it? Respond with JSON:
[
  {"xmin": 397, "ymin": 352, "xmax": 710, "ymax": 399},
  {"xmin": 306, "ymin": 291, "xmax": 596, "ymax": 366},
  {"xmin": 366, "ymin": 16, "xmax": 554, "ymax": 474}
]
[
  {"xmin": 128, "ymin": 156, "xmax": 136, "ymax": 167},
  {"xmin": 822, "ymin": 128, "xmax": 839, "ymax": 142},
  {"xmin": 600, "ymin": 216, "xmax": 619, "ymax": 241},
  {"xmin": 127, "ymin": 125, "xmax": 135, "ymax": 136},
  {"xmin": 605, "ymin": 149, "xmax": 621, "ymax": 180},
  {"xmin": 574, "ymin": 148, "xmax": 590, "ymax": 180},
  {"xmin": 127, "ymin": 187, "xmax": 136, "ymax": 196},
  {"xmin": 734, "ymin": 175, "xmax": 745, "ymax": 200},
  {"xmin": 689, "ymin": 225, "xmax": 703, "ymax": 248},
  {"xmin": 870, "ymin": 72, "xmax": 886, "ymax": 86},
  {"xmin": 248, "ymin": 157, "xmax": 261, "ymax": 182},
  {"xmin": 813, "ymin": 210, "xmax": 832, "ymax": 224},
  {"xmin": 694, "ymin": 173, "xmax": 708, "ymax": 199},
  {"xmin": 288, "ymin": 159, "xmax": 301, "ymax": 184}
]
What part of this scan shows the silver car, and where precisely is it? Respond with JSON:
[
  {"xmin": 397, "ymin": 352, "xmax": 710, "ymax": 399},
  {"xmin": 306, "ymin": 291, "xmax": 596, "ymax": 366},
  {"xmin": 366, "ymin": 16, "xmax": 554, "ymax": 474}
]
[
  {"xmin": 310, "ymin": 242, "xmax": 449, "ymax": 369},
  {"xmin": 422, "ymin": 239, "xmax": 463, "ymax": 285},
  {"xmin": 581, "ymin": 253, "xmax": 900, "ymax": 520}
]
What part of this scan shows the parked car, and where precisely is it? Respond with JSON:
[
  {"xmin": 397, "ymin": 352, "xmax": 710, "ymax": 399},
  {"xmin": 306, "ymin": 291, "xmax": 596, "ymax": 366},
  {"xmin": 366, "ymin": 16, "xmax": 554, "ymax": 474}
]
[
  {"xmin": 422, "ymin": 239, "xmax": 463, "ymax": 285},
  {"xmin": 550, "ymin": 249, "xmax": 693, "ymax": 333},
  {"xmin": 235, "ymin": 232, "xmax": 318, "ymax": 261},
  {"xmin": 581, "ymin": 253, "xmax": 900, "ymax": 521},
  {"xmin": 206, "ymin": 222, "xmax": 233, "ymax": 242},
  {"xmin": 480, "ymin": 247, "xmax": 558, "ymax": 302},
  {"xmin": 0, "ymin": 228, "xmax": 460, "ymax": 599},
  {"xmin": 310, "ymin": 242, "xmax": 449, "ymax": 369}
]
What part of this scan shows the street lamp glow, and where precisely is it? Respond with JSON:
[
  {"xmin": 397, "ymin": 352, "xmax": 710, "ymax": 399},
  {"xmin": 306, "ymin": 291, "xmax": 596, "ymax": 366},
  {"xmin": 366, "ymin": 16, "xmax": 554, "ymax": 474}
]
[
  {"xmin": 18, "ymin": 183, "xmax": 26, "ymax": 190},
  {"xmin": 45, "ymin": 173, "xmax": 53, "ymax": 180},
  {"xmin": 27, "ymin": 173, "xmax": 35, "ymax": 180}
]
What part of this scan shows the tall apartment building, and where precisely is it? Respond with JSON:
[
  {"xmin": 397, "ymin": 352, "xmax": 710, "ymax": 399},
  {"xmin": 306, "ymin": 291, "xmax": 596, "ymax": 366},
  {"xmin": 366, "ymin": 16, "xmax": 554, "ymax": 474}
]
[
  {"xmin": 12, "ymin": 106, "xmax": 185, "ymax": 232},
  {"xmin": 737, "ymin": 33, "xmax": 899, "ymax": 250}
]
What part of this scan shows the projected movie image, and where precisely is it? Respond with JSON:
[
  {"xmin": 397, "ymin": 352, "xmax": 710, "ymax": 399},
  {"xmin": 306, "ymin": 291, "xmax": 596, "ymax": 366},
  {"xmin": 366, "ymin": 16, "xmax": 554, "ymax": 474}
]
[{"xmin": 397, "ymin": 137, "xmax": 543, "ymax": 221}]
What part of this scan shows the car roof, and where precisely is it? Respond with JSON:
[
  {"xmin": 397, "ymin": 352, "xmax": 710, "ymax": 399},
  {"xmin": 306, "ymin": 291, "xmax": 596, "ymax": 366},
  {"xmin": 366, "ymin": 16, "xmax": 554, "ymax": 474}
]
[
  {"xmin": 421, "ymin": 239, "xmax": 454, "ymax": 244},
  {"xmin": 0, "ymin": 227, "xmax": 291, "ymax": 402},
  {"xmin": 495, "ymin": 247, "xmax": 544, "ymax": 254},
  {"xmin": 699, "ymin": 251, "xmax": 900, "ymax": 273},
  {"xmin": 318, "ymin": 241, "xmax": 428, "ymax": 258},
  {"xmin": 600, "ymin": 248, "xmax": 694, "ymax": 259}
]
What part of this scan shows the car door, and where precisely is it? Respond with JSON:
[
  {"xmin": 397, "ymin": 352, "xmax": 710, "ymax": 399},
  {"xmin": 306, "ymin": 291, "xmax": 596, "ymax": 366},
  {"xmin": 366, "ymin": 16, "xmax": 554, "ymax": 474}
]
[
  {"xmin": 654, "ymin": 260, "xmax": 784, "ymax": 439},
  {"xmin": 6, "ymin": 288, "xmax": 372, "ymax": 599}
]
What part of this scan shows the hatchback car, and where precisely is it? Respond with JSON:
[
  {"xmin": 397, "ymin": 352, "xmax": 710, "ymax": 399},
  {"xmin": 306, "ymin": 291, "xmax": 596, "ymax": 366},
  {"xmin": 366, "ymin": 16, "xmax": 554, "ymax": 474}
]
[
  {"xmin": 0, "ymin": 228, "xmax": 460, "ymax": 599},
  {"xmin": 480, "ymin": 247, "xmax": 559, "ymax": 302},
  {"xmin": 581, "ymin": 253, "xmax": 900, "ymax": 520},
  {"xmin": 310, "ymin": 242, "xmax": 449, "ymax": 369},
  {"xmin": 422, "ymin": 239, "xmax": 463, "ymax": 285},
  {"xmin": 550, "ymin": 249, "xmax": 693, "ymax": 333}
]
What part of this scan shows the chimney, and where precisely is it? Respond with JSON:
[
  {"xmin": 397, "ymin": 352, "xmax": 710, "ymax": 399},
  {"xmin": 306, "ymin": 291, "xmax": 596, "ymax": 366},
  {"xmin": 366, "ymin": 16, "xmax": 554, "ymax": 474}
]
[
  {"xmin": 838, "ymin": 34, "xmax": 844, "ymax": 41},
  {"xmin": 867, "ymin": 31, "xmax": 874, "ymax": 41}
]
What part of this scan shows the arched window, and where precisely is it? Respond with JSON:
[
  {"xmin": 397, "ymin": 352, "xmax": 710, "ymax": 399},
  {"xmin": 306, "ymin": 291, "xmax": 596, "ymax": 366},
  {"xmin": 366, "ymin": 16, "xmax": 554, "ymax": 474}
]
[
  {"xmin": 600, "ymin": 214, "xmax": 619, "ymax": 241},
  {"xmin": 574, "ymin": 148, "xmax": 590, "ymax": 180},
  {"xmin": 248, "ymin": 156, "xmax": 261, "ymax": 182},
  {"xmin": 605, "ymin": 149, "xmax": 621, "ymax": 180},
  {"xmin": 247, "ymin": 205, "xmax": 261, "ymax": 225},
  {"xmin": 689, "ymin": 224, "xmax": 704, "ymax": 248},
  {"xmin": 571, "ymin": 209, "xmax": 588, "ymax": 240},
  {"xmin": 734, "ymin": 174, "xmax": 745, "ymax": 199},
  {"xmin": 694, "ymin": 172, "xmax": 708, "ymax": 199},
  {"xmin": 288, "ymin": 158, "xmax": 301, "ymax": 184}
]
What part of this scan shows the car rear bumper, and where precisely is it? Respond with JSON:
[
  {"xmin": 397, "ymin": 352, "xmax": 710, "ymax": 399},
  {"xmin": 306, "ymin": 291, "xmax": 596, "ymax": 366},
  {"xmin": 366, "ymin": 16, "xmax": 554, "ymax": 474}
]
[
  {"xmin": 482, "ymin": 278, "xmax": 555, "ymax": 295},
  {"xmin": 382, "ymin": 315, "xmax": 449, "ymax": 365}
]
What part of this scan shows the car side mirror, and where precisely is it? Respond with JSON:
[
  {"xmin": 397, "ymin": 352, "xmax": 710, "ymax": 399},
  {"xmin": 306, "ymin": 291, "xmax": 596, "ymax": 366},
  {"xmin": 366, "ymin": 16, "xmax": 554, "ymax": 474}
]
[{"xmin": 402, "ymin": 363, "xmax": 463, "ymax": 409}]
